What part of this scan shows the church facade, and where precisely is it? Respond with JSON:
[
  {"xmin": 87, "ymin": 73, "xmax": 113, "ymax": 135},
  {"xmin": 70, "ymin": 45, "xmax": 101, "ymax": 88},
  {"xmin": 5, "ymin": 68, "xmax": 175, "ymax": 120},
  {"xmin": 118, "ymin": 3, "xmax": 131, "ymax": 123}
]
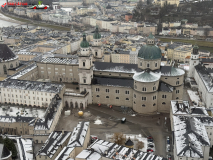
[{"xmin": 36, "ymin": 29, "xmax": 185, "ymax": 114}]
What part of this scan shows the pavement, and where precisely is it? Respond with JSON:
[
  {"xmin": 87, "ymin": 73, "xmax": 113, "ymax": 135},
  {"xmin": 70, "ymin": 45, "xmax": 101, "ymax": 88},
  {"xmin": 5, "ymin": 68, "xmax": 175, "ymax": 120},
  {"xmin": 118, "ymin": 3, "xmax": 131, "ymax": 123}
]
[{"xmin": 56, "ymin": 104, "xmax": 173, "ymax": 158}]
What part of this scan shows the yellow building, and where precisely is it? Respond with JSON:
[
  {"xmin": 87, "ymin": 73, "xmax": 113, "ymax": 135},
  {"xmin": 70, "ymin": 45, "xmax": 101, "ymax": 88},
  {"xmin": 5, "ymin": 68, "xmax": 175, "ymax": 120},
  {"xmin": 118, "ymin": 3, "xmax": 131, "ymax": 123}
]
[
  {"xmin": 159, "ymin": 0, "xmax": 179, "ymax": 7},
  {"xmin": 111, "ymin": 50, "xmax": 130, "ymax": 64}
]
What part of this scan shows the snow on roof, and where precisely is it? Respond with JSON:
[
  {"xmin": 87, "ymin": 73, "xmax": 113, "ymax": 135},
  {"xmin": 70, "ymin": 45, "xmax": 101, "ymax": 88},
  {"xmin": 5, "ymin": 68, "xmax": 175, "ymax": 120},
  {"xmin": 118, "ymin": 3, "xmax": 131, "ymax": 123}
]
[
  {"xmin": 41, "ymin": 57, "xmax": 78, "ymax": 65},
  {"xmin": 171, "ymin": 100, "xmax": 208, "ymax": 116},
  {"xmin": 17, "ymin": 138, "xmax": 33, "ymax": 160},
  {"xmin": 68, "ymin": 122, "xmax": 90, "ymax": 147},
  {"xmin": 8, "ymin": 63, "xmax": 37, "ymax": 80},
  {"xmin": 55, "ymin": 147, "xmax": 75, "ymax": 160},
  {"xmin": 37, "ymin": 131, "xmax": 72, "ymax": 158},
  {"xmin": 133, "ymin": 71, "xmax": 161, "ymax": 83},
  {"xmin": 0, "ymin": 79, "xmax": 64, "ymax": 93},
  {"xmin": 31, "ymin": 96, "xmax": 62, "ymax": 130},
  {"xmin": 85, "ymin": 139, "xmax": 163, "ymax": 160},
  {"xmin": 161, "ymin": 67, "xmax": 185, "ymax": 76},
  {"xmin": 173, "ymin": 115, "xmax": 210, "ymax": 158},
  {"xmin": 187, "ymin": 90, "xmax": 201, "ymax": 103}
]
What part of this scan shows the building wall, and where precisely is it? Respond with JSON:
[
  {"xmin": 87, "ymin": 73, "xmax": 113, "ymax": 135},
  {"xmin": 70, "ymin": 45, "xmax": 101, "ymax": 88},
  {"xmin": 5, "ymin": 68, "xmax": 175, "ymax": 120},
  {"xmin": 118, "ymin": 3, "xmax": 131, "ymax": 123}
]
[
  {"xmin": 104, "ymin": 54, "xmax": 111, "ymax": 62},
  {"xmin": 0, "ymin": 87, "xmax": 56, "ymax": 107},
  {"xmin": 37, "ymin": 63, "xmax": 79, "ymax": 83},
  {"xmin": 92, "ymin": 85, "xmax": 133, "ymax": 107},
  {"xmin": 157, "ymin": 91, "xmax": 173, "ymax": 112},
  {"xmin": 137, "ymin": 58, "xmax": 161, "ymax": 70},
  {"xmin": 17, "ymin": 54, "xmax": 37, "ymax": 61},
  {"xmin": 0, "ymin": 58, "xmax": 19, "ymax": 77},
  {"xmin": 33, "ymin": 135, "xmax": 49, "ymax": 144},
  {"xmin": 160, "ymin": 74, "xmax": 184, "ymax": 87}
]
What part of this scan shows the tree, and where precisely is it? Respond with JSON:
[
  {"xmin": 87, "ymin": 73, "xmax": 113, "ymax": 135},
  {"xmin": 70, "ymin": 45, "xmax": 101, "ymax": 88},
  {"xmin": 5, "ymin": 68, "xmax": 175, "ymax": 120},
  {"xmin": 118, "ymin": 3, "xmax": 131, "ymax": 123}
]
[
  {"xmin": 3, "ymin": 138, "xmax": 17, "ymax": 159},
  {"xmin": 112, "ymin": 133, "xmax": 125, "ymax": 145},
  {"xmin": 204, "ymin": 28, "xmax": 210, "ymax": 38},
  {"xmin": 132, "ymin": 1, "xmax": 144, "ymax": 21},
  {"xmin": 137, "ymin": 141, "xmax": 144, "ymax": 149}
]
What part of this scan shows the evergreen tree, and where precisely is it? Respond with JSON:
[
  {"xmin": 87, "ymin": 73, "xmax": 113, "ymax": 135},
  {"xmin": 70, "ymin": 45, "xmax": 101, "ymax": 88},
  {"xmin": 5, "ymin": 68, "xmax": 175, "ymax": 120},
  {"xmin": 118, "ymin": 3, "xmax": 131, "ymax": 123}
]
[{"xmin": 3, "ymin": 138, "xmax": 17, "ymax": 159}]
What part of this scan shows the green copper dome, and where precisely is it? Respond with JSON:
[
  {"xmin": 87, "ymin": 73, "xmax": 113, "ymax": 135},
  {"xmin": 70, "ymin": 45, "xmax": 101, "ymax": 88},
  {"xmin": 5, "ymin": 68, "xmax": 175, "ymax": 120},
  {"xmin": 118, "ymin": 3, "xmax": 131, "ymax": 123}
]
[
  {"xmin": 80, "ymin": 34, "xmax": 89, "ymax": 48},
  {"xmin": 93, "ymin": 26, "xmax": 101, "ymax": 39},
  {"xmin": 138, "ymin": 45, "xmax": 162, "ymax": 60}
]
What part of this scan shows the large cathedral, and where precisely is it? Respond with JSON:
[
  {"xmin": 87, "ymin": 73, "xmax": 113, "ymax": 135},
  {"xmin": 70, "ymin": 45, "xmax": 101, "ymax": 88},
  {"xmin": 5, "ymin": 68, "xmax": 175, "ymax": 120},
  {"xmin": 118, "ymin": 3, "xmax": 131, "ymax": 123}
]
[
  {"xmin": 35, "ymin": 27, "xmax": 185, "ymax": 114},
  {"xmin": 75, "ymin": 28, "xmax": 185, "ymax": 114}
]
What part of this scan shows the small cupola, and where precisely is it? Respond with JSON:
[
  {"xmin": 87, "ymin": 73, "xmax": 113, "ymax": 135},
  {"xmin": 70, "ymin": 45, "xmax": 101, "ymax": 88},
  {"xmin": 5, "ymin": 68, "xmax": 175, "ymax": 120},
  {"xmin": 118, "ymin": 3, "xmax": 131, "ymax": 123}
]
[{"xmin": 125, "ymin": 138, "xmax": 134, "ymax": 148}]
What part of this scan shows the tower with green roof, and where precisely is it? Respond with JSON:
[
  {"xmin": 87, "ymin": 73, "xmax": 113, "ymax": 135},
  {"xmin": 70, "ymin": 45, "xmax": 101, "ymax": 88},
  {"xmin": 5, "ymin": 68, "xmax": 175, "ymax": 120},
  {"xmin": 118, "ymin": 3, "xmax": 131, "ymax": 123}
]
[
  {"xmin": 91, "ymin": 26, "xmax": 104, "ymax": 62},
  {"xmin": 137, "ymin": 33, "xmax": 162, "ymax": 70},
  {"xmin": 78, "ymin": 33, "xmax": 93, "ymax": 104}
]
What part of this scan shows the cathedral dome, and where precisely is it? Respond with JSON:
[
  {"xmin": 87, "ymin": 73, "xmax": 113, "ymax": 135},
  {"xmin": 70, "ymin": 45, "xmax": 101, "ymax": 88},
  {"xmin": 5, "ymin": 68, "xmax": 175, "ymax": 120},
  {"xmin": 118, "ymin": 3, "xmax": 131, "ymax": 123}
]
[
  {"xmin": 80, "ymin": 34, "xmax": 89, "ymax": 48},
  {"xmin": 138, "ymin": 45, "xmax": 161, "ymax": 60},
  {"xmin": 93, "ymin": 26, "xmax": 101, "ymax": 39},
  {"xmin": 133, "ymin": 71, "xmax": 161, "ymax": 83}
]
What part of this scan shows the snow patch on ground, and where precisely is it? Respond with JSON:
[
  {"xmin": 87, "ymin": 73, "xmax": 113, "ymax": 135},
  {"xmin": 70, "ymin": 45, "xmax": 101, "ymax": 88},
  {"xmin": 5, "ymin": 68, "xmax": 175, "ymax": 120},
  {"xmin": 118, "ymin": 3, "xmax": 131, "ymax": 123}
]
[{"xmin": 94, "ymin": 119, "xmax": 102, "ymax": 125}]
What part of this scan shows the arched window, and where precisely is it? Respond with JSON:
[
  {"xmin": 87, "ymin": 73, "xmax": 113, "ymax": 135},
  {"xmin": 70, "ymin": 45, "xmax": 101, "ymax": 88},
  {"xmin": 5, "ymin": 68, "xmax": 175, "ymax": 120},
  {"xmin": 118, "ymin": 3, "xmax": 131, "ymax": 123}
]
[
  {"xmin": 155, "ymin": 63, "xmax": 157, "ymax": 67},
  {"xmin": 153, "ymin": 103, "xmax": 156, "ymax": 106},
  {"xmin": 147, "ymin": 63, "xmax": 149, "ymax": 68},
  {"xmin": 162, "ymin": 102, "xmax": 166, "ymax": 105},
  {"xmin": 3, "ymin": 65, "xmax": 7, "ymax": 74},
  {"xmin": 142, "ymin": 104, "xmax": 145, "ymax": 107},
  {"xmin": 10, "ymin": 64, "xmax": 13, "ymax": 69}
]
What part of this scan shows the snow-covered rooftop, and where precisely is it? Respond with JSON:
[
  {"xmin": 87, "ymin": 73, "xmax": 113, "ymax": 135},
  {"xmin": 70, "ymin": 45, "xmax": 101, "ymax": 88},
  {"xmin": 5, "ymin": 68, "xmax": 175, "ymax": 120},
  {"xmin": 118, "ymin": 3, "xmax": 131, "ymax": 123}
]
[
  {"xmin": 37, "ymin": 131, "xmax": 72, "ymax": 158},
  {"xmin": 173, "ymin": 115, "xmax": 210, "ymax": 158},
  {"xmin": 133, "ymin": 71, "xmax": 161, "ymax": 83},
  {"xmin": 17, "ymin": 138, "xmax": 33, "ymax": 160},
  {"xmin": 55, "ymin": 147, "xmax": 75, "ymax": 160},
  {"xmin": 0, "ymin": 79, "xmax": 64, "ymax": 93},
  {"xmin": 68, "ymin": 121, "xmax": 90, "ymax": 147},
  {"xmin": 40, "ymin": 57, "xmax": 78, "ymax": 65},
  {"xmin": 79, "ymin": 139, "xmax": 164, "ymax": 160}
]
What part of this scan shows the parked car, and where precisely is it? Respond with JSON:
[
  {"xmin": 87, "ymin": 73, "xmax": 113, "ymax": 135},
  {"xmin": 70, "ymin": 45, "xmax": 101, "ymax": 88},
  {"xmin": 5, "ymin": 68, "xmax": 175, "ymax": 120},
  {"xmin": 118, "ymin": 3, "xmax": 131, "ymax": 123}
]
[
  {"xmin": 147, "ymin": 148, "xmax": 154, "ymax": 152},
  {"xmin": 209, "ymin": 157, "xmax": 212, "ymax": 160},
  {"xmin": 91, "ymin": 135, "xmax": 98, "ymax": 143},
  {"xmin": 147, "ymin": 136, "xmax": 153, "ymax": 142},
  {"xmin": 148, "ymin": 143, "xmax": 154, "ymax": 148},
  {"xmin": 167, "ymin": 154, "xmax": 171, "ymax": 160},
  {"xmin": 167, "ymin": 136, "xmax": 170, "ymax": 144},
  {"xmin": 166, "ymin": 144, "xmax": 171, "ymax": 152}
]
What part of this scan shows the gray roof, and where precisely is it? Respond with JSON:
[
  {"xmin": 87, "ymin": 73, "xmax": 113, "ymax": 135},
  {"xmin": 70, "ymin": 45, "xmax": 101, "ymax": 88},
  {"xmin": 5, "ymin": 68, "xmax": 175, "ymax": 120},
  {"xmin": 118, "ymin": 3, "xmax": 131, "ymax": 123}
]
[
  {"xmin": 92, "ymin": 76, "xmax": 134, "ymax": 88},
  {"xmin": 0, "ymin": 79, "xmax": 64, "ymax": 93}
]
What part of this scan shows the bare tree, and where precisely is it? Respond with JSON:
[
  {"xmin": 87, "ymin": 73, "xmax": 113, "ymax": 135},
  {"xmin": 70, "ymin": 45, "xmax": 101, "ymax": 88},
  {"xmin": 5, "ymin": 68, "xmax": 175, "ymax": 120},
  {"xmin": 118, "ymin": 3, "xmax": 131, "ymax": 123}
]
[
  {"xmin": 112, "ymin": 132, "xmax": 125, "ymax": 145},
  {"xmin": 137, "ymin": 141, "xmax": 144, "ymax": 149}
]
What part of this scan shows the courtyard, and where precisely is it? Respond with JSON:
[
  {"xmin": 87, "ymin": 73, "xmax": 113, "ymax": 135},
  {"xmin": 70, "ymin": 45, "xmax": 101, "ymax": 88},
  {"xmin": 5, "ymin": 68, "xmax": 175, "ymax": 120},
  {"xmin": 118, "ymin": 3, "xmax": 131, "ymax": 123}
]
[{"xmin": 56, "ymin": 104, "xmax": 173, "ymax": 158}]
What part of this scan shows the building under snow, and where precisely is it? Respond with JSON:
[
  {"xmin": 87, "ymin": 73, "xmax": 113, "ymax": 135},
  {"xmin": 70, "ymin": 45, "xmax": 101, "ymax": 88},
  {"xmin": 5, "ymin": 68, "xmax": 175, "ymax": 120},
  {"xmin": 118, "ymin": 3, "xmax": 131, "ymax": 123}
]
[{"xmin": 170, "ymin": 100, "xmax": 213, "ymax": 160}]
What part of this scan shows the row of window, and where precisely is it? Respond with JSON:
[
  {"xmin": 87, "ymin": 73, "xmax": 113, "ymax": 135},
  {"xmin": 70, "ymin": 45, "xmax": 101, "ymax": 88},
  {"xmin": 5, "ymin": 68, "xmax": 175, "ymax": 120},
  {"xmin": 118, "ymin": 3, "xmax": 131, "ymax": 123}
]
[
  {"xmin": 5, "ymin": 97, "xmax": 49, "ymax": 101},
  {"xmin": 96, "ymin": 95, "xmax": 129, "ymax": 100},
  {"xmin": 4, "ymin": 99, "xmax": 48, "ymax": 105},
  {"xmin": 2, "ymin": 89, "xmax": 52, "ymax": 96},
  {"xmin": 140, "ymin": 62, "xmax": 158, "ymax": 68},
  {"xmin": 133, "ymin": 102, "xmax": 166, "ymax": 107},
  {"xmin": 96, "ymin": 88, "xmax": 130, "ymax": 94}
]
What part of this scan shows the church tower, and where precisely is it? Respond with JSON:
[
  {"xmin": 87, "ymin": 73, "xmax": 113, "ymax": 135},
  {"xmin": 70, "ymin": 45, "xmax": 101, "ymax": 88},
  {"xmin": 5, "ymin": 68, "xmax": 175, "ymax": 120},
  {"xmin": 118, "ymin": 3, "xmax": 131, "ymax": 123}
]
[
  {"xmin": 91, "ymin": 26, "xmax": 104, "ymax": 62},
  {"xmin": 78, "ymin": 34, "xmax": 93, "ymax": 104},
  {"xmin": 188, "ymin": 45, "xmax": 199, "ymax": 77}
]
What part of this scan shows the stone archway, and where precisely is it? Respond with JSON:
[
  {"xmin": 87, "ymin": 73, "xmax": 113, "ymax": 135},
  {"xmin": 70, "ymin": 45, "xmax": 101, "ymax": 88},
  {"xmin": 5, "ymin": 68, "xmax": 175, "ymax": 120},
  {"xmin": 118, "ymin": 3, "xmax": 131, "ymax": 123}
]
[
  {"xmin": 65, "ymin": 101, "xmax": 69, "ymax": 108},
  {"xmin": 80, "ymin": 103, "xmax": 83, "ymax": 109},
  {"xmin": 75, "ymin": 102, "xmax": 78, "ymax": 108},
  {"xmin": 70, "ymin": 102, "xmax": 73, "ymax": 108}
]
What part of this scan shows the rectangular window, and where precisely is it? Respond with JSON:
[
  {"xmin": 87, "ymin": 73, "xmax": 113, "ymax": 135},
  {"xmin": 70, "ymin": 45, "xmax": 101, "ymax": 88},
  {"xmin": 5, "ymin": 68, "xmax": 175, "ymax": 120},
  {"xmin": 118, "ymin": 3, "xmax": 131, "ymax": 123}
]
[
  {"xmin": 106, "ymin": 89, "xmax": 109, "ymax": 92},
  {"xmin": 142, "ymin": 97, "xmax": 146, "ymax": 100},
  {"xmin": 176, "ymin": 81, "xmax": 179, "ymax": 85},
  {"xmin": 134, "ymin": 94, "xmax": 136, "ymax": 98},
  {"xmin": 162, "ymin": 95, "xmax": 167, "ymax": 98},
  {"xmin": 126, "ymin": 98, "xmax": 129, "ymax": 100},
  {"xmin": 125, "ymin": 91, "xmax": 129, "ymax": 94},
  {"xmin": 176, "ymin": 90, "xmax": 179, "ymax": 94},
  {"xmin": 96, "ymin": 88, "xmax": 100, "ymax": 92},
  {"xmin": 84, "ymin": 79, "xmax": 86, "ymax": 83},
  {"xmin": 116, "ymin": 97, "xmax": 119, "ymax": 99},
  {"xmin": 106, "ymin": 96, "xmax": 109, "ymax": 98},
  {"xmin": 96, "ymin": 95, "xmax": 100, "ymax": 97},
  {"xmin": 115, "ymin": 90, "xmax": 119, "ymax": 93}
]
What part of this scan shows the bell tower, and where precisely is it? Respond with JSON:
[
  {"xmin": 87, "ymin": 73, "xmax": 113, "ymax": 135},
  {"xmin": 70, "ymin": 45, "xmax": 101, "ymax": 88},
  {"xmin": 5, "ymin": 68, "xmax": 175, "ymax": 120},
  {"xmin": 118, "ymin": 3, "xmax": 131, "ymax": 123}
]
[
  {"xmin": 188, "ymin": 45, "xmax": 199, "ymax": 77},
  {"xmin": 78, "ymin": 34, "xmax": 93, "ymax": 104},
  {"xmin": 91, "ymin": 26, "xmax": 104, "ymax": 62}
]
